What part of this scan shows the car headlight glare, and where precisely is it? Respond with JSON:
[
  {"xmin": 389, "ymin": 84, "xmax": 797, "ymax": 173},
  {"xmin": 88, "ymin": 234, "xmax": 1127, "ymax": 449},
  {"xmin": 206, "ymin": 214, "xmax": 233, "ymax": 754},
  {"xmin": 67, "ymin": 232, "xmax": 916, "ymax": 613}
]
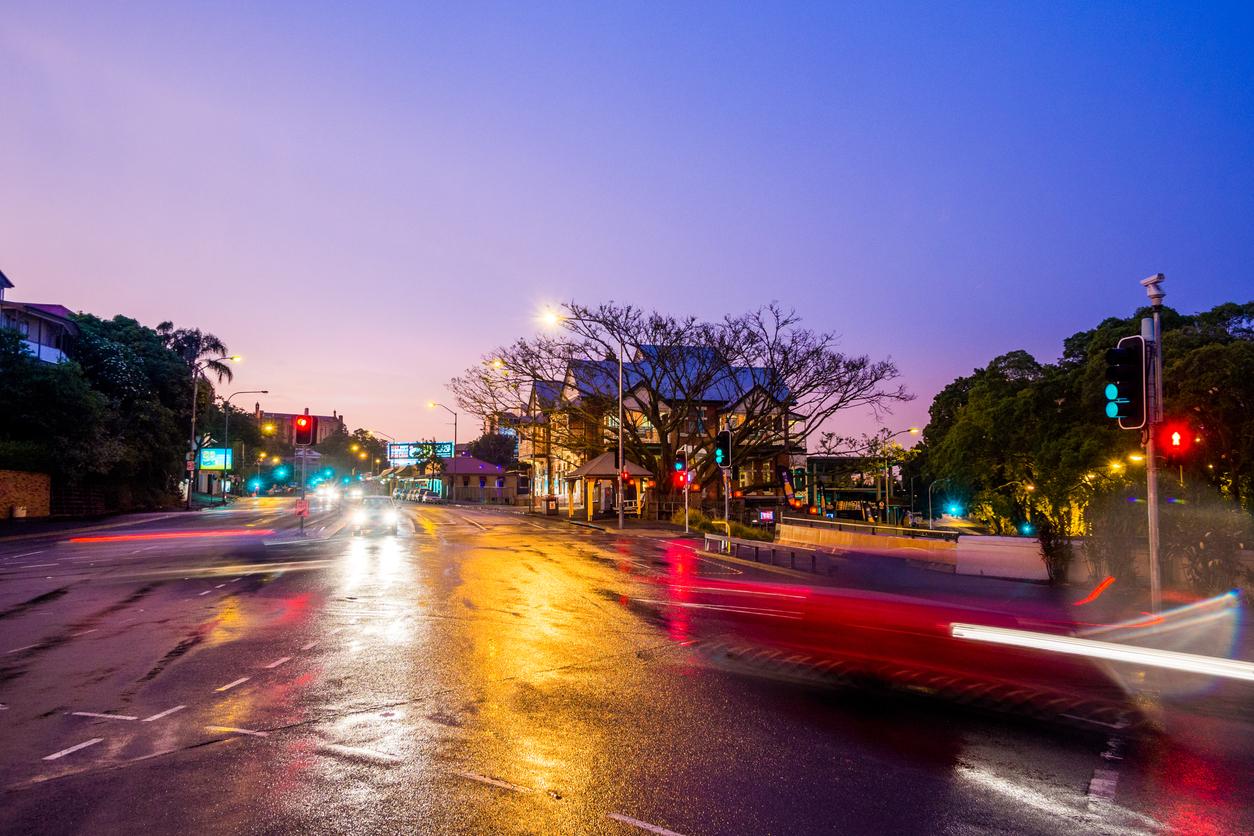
[{"xmin": 352, "ymin": 510, "xmax": 366, "ymax": 524}]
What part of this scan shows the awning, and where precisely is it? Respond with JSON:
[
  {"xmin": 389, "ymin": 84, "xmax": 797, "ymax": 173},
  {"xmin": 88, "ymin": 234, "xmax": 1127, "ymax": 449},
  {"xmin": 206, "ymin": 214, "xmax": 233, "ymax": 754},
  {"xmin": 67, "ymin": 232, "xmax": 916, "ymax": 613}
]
[{"xmin": 566, "ymin": 451, "xmax": 651, "ymax": 480}]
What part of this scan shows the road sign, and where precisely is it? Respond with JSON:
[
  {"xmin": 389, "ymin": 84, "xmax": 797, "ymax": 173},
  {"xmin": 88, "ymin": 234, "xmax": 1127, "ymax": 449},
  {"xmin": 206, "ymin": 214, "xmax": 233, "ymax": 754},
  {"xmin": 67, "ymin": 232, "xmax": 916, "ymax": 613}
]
[
  {"xmin": 186, "ymin": 460, "xmax": 194, "ymax": 471},
  {"xmin": 294, "ymin": 499, "xmax": 309, "ymax": 517}
]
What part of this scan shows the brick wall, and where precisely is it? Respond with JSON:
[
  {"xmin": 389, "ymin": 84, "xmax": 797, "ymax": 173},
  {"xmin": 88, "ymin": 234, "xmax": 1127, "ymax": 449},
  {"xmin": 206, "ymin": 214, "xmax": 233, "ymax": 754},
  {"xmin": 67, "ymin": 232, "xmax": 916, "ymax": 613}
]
[{"xmin": 0, "ymin": 470, "xmax": 52, "ymax": 518}]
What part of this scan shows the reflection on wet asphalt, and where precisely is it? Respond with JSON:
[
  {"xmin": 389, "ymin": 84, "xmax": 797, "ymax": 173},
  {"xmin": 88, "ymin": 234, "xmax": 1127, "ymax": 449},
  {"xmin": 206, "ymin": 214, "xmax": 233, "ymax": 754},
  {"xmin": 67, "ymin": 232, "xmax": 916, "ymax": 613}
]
[{"xmin": 0, "ymin": 499, "xmax": 1250, "ymax": 835}]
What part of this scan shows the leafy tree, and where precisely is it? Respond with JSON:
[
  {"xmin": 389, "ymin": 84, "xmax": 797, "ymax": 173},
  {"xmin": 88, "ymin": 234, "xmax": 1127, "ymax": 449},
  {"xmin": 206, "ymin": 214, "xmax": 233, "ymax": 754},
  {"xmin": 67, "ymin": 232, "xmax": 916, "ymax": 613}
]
[{"xmin": 467, "ymin": 432, "xmax": 518, "ymax": 467}]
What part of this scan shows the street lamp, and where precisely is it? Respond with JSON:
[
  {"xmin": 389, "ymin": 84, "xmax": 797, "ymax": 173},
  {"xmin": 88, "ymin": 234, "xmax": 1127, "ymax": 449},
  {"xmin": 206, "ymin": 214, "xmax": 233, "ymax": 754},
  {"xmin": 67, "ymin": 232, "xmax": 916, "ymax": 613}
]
[
  {"xmin": 541, "ymin": 308, "xmax": 626, "ymax": 530},
  {"xmin": 185, "ymin": 347, "xmax": 244, "ymax": 510},
  {"xmin": 220, "ymin": 389, "xmax": 268, "ymax": 504},
  {"xmin": 927, "ymin": 478, "xmax": 951, "ymax": 530},
  {"xmin": 878, "ymin": 427, "xmax": 920, "ymax": 523},
  {"xmin": 427, "ymin": 402, "xmax": 458, "ymax": 461}
]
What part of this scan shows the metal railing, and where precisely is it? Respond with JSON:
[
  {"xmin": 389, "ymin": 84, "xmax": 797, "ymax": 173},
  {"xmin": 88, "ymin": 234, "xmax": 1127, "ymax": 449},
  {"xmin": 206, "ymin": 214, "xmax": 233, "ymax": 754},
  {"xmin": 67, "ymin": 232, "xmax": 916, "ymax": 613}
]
[{"xmin": 780, "ymin": 515, "xmax": 960, "ymax": 542}]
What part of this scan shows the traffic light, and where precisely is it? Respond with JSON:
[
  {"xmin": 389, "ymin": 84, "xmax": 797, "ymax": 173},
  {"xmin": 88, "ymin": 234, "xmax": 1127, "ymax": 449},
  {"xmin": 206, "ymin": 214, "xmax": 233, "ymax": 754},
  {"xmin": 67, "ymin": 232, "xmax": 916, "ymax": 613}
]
[
  {"xmin": 713, "ymin": 430, "xmax": 731, "ymax": 468},
  {"xmin": 294, "ymin": 414, "xmax": 317, "ymax": 446},
  {"xmin": 1159, "ymin": 422, "xmax": 1192, "ymax": 458},
  {"xmin": 1103, "ymin": 335, "xmax": 1147, "ymax": 430}
]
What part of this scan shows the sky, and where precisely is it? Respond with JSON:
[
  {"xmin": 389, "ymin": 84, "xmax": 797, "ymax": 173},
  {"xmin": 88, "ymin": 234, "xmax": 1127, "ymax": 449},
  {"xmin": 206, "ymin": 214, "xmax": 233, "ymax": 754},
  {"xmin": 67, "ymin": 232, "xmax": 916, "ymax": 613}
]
[{"xmin": 2, "ymin": 2, "xmax": 1252, "ymax": 445}]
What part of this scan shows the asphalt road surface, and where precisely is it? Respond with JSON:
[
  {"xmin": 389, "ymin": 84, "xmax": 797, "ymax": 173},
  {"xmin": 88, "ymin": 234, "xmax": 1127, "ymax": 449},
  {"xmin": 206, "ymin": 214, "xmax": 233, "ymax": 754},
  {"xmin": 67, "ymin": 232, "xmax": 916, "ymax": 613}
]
[{"xmin": 1, "ymin": 498, "xmax": 1250, "ymax": 835}]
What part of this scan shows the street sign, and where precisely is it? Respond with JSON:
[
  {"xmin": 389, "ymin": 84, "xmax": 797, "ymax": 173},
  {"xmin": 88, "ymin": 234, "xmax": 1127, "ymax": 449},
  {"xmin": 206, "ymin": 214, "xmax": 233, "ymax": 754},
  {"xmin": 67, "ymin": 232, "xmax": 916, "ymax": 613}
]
[
  {"xmin": 294, "ymin": 499, "xmax": 309, "ymax": 517},
  {"xmin": 186, "ymin": 460, "xmax": 194, "ymax": 471}
]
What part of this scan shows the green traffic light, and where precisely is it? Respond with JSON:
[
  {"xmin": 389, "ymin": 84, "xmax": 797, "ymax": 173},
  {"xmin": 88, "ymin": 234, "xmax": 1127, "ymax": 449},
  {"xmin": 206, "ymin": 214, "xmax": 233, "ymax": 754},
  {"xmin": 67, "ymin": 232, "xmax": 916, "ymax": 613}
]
[
  {"xmin": 1104, "ymin": 383, "xmax": 1118, "ymax": 400},
  {"xmin": 1106, "ymin": 401, "xmax": 1120, "ymax": 418}
]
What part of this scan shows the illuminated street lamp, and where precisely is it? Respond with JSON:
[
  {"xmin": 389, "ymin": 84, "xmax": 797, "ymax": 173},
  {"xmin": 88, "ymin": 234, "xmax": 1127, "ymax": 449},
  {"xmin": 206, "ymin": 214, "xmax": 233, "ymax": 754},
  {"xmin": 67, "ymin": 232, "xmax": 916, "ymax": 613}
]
[
  {"xmin": 185, "ymin": 348, "xmax": 244, "ymax": 510},
  {"xmin": 220, "ymin": 389, "xmax": 268, "ymax": 504},
  {"xmin": 427, "ymin": 402, "xmax": 458, "ymax": 461},
  {"xmin": 541, "ymin": 307, "xmax": 626, "ymax": 530}
]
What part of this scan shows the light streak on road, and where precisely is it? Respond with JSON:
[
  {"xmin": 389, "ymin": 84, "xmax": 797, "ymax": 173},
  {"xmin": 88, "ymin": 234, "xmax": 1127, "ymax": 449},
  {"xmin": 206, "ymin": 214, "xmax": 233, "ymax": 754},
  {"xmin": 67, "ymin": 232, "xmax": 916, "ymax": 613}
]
[{"xmin": 950, "ymin": 623, "xmax": 1254, "ymax": 682}]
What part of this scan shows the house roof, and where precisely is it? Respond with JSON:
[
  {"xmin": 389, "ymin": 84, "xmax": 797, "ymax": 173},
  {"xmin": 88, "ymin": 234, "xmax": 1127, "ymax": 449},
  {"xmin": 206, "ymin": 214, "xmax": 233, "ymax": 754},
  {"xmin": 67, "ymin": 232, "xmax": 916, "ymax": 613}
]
[
  {"xmin": 0, "ymin": 300, "xmax": 79, "ymax": 334},
  {"xmin": 0, "ymin": 269, "xmax": 12, "ymax": 289},
  {"xmin": 532, "ymin": 380, "xmax": 562, "ymax": 408},
  {"xmin": 566, "ymin": 451, "xmax": 651, "ymax": 480},
  {"xmin": 442, "ymin": 455, "xmax": 504, "ymax": 475}
]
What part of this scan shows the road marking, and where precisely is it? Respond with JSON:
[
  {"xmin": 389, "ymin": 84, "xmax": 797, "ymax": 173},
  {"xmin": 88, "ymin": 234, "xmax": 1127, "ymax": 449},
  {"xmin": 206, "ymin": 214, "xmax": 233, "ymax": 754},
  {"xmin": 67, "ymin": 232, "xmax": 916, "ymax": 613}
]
[
  {"xmin": 214, "ymin": 583, "xmax": 226, "ymax": 589},
  {"xmin": 206, "ymin": 725, "xmax": 268, "ymax": 737},
  {"xmin": 1088, "ymin": 768, "xmax": 1120, "ymax": 800},
  {"xmin": 450, "ymin": 770, "xmax": 531, "ymax": 793},
  {"xmin": 142, "ymin": 705, "xmax": 186, "ymax": 722},
  {"xmin": 44, "ymin": 738, "xmax": 104, "ymax": 760},
  {"xmin": 198, "ymin": 590, "xmax": 211, "ymax": 596},
  {"xmin": 71, "ymin": 711, "xmax": 138, "ymax": 721},
  {"xmin": 70, "ymin": 629, "xmax": 97, "ymax": 637},
  {"xmin": 318, "ymin": 743, "xmax": 401, "ymax": 763},
  {"xmin": 11, "ymin": 550, "xmax": 44, "ymax": 558},
  {"xmin": 230, "ymin": 577, "xmax": 241, "ymax": 582},
  {"xmin": 19, "ymin": 563, "xmax": 57, "ymax": 568},
  {"xmin": 264, "ymin": 656, "xmax": 291, "ymax": 669},
  {"xmin": 452, "ymin": 514, "xmax": 487, "ymax": 531},
  {"xmin": 215, "ymin": 677, "xmax": 250, "ymax": 692},
  {"xmin": 607, "ymin": 813, "xmax": 688, "ymax": 835},
  {"xmin": 300, "ymin": 641, "xmax": 317, "ymax": 651},
  {"xmin": 6, "ymin": 643, "xmax": 42, "ymax": 654}
]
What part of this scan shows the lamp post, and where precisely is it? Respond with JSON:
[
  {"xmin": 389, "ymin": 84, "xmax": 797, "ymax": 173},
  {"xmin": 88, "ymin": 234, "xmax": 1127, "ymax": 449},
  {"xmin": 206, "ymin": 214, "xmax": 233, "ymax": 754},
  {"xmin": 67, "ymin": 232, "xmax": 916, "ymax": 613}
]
[
  {"xmin": 927, "ymin": 478, "xmax": 950, "ymax": 530},
  {"xmin": 220, "ymin": 389, "xmax": 268, "ymax": 505},
  {"xmin": 878, "ymin": 427, "xmax": 920, "ymax": 524},
  {"xmin": 427, "ymin": 403, "xmax": 458, "ymax": 461},
  {"xmin": 184, "ymin": 340, "xmax": 243, "ymax": 510},
  {"xmin": 542, "ymin": 309, "xmax": 625, "ymax": 530}
]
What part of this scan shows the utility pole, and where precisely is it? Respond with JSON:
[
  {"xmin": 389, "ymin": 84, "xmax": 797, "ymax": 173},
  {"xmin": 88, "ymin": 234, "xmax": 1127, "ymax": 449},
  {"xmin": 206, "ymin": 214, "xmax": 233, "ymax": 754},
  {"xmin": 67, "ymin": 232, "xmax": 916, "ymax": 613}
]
[
  {"xmin": 1142, "ymin": 273, "xmax": 1166, "ymax": 612},
  {"xmin": 683, "ymin": 447, "xmax": 690, "ymax": 535}
]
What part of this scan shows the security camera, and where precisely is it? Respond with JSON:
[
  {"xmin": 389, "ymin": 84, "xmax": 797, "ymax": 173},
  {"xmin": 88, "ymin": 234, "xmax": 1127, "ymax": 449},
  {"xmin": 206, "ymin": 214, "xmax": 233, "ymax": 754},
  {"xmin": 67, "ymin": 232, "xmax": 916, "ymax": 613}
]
[{"xmin": 1141, "ymin": 272, "xmax": 1166, "ymax": 304}]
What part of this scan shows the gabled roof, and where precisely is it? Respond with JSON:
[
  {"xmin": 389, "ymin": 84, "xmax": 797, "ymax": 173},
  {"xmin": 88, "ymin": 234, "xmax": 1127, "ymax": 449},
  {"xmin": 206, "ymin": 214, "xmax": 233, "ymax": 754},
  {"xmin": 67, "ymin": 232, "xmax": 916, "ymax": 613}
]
[
  {"xmin": 443, "ymin": 455, "xmax": 504, "ymax": 475},
  {"xmin": 566, "ymin": 451, "xmax": 650, "ymax": 480},
  {"xmin": 0, "ymin": 269, "xmax": 12, "ymax": 290},
  {"xmin": 532, "ymin": 380, "xmax": 562, "ymax": 408}
]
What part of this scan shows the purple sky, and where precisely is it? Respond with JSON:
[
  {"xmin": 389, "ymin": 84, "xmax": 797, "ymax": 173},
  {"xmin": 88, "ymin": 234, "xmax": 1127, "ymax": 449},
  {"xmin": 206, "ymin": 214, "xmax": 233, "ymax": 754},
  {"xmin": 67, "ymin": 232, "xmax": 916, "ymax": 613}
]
[{"xmin": 3, "ymin": 3, "xmax": 1251, "ymax": 444}]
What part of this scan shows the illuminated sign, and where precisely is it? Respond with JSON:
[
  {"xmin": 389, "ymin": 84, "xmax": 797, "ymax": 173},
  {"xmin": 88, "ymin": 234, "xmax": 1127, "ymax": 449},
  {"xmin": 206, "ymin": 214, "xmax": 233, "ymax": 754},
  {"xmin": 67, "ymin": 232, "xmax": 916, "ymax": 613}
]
[
  {"xmin": 198, "ymin": 448, "xmax": 234, "ymax": 471},
  {"xmin": 387, "ymin": 441, "xmax": 454, "ymax": 466}
]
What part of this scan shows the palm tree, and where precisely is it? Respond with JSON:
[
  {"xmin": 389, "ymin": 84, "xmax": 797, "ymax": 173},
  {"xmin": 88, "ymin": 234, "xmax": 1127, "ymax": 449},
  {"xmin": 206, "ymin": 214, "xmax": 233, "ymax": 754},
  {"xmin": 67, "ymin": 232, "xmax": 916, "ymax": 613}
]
[{"xmin": 157, "ymin": 322, "xmax": 235, "ymax": 384}]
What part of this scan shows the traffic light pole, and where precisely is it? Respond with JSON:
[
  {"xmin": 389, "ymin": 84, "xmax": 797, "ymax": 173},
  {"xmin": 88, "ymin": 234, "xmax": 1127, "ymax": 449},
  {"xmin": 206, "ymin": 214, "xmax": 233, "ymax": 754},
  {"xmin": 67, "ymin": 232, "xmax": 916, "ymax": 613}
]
[
  {"xmin": 683, "ymin": 449, "xmax": 689, "ymax": 535},
  {"xmin": 1142, "ymin": 274, "xmax": 1166, "ymax": 613}
]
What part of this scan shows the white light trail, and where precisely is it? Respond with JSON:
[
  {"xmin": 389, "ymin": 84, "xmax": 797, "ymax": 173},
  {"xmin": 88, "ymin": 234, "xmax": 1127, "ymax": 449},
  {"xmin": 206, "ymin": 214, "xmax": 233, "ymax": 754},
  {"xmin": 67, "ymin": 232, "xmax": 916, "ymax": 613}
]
[{"xmin": 950, "ymin": 623, "xmax": 1254, "ymax": 682}]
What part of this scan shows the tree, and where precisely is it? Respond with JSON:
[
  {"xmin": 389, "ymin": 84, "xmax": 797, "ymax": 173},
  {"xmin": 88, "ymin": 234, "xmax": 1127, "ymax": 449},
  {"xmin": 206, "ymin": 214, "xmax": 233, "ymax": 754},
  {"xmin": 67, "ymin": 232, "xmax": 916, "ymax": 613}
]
[
  {"xmin": 449, "ymin": 301, "xmax": 909, "ymax": 494},
  {"xmin": 468, "ymin": 432, "xmax": 518, "ymax": 467}
]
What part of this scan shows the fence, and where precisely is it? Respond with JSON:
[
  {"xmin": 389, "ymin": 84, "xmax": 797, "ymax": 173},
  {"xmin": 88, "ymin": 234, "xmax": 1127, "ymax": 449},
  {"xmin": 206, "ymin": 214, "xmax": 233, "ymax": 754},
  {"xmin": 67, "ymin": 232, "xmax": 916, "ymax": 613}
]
[{"xmin": 780, "ymin": 515, "xmax": 959, "ymax": 542}]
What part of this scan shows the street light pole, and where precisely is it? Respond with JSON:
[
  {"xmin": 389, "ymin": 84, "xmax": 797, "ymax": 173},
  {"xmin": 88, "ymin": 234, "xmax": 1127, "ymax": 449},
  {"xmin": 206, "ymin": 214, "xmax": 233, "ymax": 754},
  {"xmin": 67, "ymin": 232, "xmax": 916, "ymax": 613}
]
[
  {"xmin": 927, "ymin": 478, "xmax": 950, "ymax": 530},
  {"xmin": 427, "ymin": 404, "xmax": 457, "ymax": 459},
  {"xmin": 183, "ymin": 338, "xmax": 242, "ymax": 510},
  {"xmin": 220, "ymin": 389, "xmax": 268, "ymax": 505},
  {"xmin": 1142, "ymin": 273, "xmax": 1166, "ymax": 613}
]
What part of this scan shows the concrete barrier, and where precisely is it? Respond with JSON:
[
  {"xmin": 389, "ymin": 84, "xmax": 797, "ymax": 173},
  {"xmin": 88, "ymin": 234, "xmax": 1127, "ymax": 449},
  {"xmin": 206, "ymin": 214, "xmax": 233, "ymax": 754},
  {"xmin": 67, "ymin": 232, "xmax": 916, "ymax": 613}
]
[{"xmin": 777, "ymin": 520, "xmax": 958, "ymax": 569}]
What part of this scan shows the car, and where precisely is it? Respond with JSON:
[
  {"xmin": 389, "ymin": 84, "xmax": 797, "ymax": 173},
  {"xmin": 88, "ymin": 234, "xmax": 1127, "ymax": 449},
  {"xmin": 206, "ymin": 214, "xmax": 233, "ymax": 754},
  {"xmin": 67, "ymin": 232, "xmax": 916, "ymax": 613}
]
[
  {"xmin": 351, "ymin": 496, "xmax": 400, "ymax": 535},
  {"xmin": 419, "ymin": 489, "xmax": 441, "ymax": 503}
]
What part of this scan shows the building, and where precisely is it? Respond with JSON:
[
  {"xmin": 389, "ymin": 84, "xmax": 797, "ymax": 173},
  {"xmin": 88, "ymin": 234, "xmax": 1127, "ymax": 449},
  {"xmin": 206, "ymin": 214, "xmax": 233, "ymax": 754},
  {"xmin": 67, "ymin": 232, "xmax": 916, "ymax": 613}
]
[
  {"xmin": 515, "ymin": 346, "xmax": 806, "ymax": 518},
  {"xmin": 0, "ymin": 269, "xmax": 78, "ymax": 364},
  {"xmin": 253, "ymin": 405, "xmax": 347, "ymax": 445}
]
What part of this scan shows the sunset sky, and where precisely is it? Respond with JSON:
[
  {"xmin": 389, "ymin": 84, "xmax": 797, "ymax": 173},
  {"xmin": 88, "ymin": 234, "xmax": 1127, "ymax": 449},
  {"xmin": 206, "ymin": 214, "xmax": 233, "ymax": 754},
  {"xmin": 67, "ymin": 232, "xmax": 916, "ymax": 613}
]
[{"xmin": 2, "ymin": 2, "xmax": 1250, "ymax": 443}]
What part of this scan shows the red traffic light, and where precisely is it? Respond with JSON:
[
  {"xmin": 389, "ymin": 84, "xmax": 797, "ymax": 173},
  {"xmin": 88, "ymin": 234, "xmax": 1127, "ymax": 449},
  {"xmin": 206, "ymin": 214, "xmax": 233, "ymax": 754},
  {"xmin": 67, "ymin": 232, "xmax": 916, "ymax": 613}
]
[
  {"xmin": 294, "ymin": 414, "xmax": 318, "ymax": 446},
  {"xmin": 1159, "ymin": 422, "xmax": 1192, "ymax": 455}
]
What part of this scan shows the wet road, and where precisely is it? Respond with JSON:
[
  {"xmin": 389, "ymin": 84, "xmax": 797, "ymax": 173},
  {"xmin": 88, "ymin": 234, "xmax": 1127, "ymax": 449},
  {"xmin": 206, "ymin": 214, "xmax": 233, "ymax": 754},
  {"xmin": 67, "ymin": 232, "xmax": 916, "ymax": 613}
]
[{"xmin": 0, "ymin": 498, "xmax": 1250, "ymax": 835}]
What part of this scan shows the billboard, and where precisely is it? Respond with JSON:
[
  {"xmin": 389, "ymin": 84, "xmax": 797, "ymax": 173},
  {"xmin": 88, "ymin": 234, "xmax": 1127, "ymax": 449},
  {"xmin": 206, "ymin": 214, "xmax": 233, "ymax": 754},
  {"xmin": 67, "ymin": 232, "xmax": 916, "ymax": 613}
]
[
  {"xmin": 199, "ymin": 447, "xmax": 234, "ymax": 471},
  {"xmin": 387, "ymin": 441, "xmax": 454, "ymax": 466}
]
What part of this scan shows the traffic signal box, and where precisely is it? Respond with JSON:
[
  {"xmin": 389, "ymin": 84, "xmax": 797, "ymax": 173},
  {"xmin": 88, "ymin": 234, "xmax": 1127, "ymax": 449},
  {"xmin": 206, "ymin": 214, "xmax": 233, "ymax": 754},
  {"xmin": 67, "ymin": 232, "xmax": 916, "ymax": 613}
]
[
  {"xmin": 1104, "ymin": 335, "xmax": 1147, "ymax": 430},
  {"xmin": 714, "ymin": 431, "xmax": 731, "ymax": 468},
  {"xmin": 294, "ymin": 414, "xmax": 318, "ymax": 446}
]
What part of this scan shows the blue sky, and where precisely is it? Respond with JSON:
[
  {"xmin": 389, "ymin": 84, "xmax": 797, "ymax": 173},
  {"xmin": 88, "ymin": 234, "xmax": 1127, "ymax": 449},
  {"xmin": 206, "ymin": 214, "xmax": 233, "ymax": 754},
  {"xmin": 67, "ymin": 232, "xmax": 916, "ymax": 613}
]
[{"xmin": 2, "ymin": 2, "xmax": 1251, "ymax": 440}]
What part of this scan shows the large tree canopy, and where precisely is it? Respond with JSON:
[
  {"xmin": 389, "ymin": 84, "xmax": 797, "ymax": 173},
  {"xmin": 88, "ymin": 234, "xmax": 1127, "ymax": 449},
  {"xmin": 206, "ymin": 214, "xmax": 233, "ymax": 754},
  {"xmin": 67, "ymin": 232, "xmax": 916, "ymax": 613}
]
[{"xmin": 449, "ymin": 301, "xmax": 910, "ymax": 490}]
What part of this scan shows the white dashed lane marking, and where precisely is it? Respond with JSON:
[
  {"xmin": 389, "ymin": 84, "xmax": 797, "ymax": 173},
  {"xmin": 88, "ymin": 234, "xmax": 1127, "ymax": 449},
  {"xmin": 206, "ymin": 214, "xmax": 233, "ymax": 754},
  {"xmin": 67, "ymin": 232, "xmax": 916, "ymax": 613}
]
[
  {"xmin": 71, "ymin": 712, "xmax": 137, "ymax": 721},
  {"xmin": 300, "ymin": 641, "xmax": 317, "ymax": 651},
  {"xmin": 215, "ymin": 677, "xmax": 250, "ymax": 692},
  {"xmin": 6, "ymin": 643, "xmax": 41, "ymax": 654},
  {"xmin": 607, "ymin": 813, "xmax": 689, "ymax": 835},
  {"xmin": 43, "ymin": 738, "xmax": 103, "ymax": 761},
  {"xmin": 318, "ymin": 743, "xmax": 401, "ymax": 763},
  {"xmin": 142, "ymin": 705, "xmax": 186, "ymax": 722},
  {"xmin": 263, "ymin": 656, "xmax": 291, "ymax": 669}
]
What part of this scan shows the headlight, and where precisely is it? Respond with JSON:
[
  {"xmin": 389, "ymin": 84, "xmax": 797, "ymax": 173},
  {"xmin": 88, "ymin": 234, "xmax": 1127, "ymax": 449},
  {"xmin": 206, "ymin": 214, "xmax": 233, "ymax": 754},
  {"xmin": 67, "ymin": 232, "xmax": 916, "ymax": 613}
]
[
  {"xmin": 384, "ymin": 510, "xmax": 398, "ymax": 524},
  {"xmin": 352, "ymin": 510, "xmax": 366, "ymax": 524}
]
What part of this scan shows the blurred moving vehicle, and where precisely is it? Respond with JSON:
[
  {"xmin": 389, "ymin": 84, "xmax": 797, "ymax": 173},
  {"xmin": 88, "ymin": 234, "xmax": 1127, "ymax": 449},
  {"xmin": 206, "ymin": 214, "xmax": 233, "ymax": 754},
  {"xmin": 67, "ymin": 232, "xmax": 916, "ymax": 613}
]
[
  {"xmin": 419, "ymin": 489, "xmax": 442, "ymax": 503},
  {"xmin": 351, "ymin": 496, "xmax": 400, "ymax": 535}
]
